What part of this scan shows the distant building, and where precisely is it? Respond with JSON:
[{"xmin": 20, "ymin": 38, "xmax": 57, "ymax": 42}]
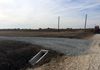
[{"xmin": 95, "ymin": 25, "xmax": 100, "ymax": 33}]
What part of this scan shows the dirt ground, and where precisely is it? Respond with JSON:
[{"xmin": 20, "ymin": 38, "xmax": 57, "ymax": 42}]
[{"xmin": 26, "ymin": 34, "xmax": 100, "ymax": 70}]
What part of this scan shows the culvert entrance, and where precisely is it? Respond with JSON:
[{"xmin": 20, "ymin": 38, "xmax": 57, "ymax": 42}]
[{"xmin": 29, "ymin": 49, "xmax": 49, "ymax": 66}]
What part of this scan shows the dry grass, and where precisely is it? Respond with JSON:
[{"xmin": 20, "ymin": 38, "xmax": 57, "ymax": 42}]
[
  {"xmin": 0, "ymin": 40, "xmax": 62, "ymax": 70},
  {"xmin": 0, "ymin": 40, "xmax": 42, "ymax": 70},
  {"xmin": 0, "ymin": 30, "xmax": 93, "ymax": 39}
]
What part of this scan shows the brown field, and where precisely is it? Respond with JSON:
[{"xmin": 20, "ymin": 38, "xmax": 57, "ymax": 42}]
[{"xmin": 0, "ymin": 29, "xmax": 94, "ymax": 39}]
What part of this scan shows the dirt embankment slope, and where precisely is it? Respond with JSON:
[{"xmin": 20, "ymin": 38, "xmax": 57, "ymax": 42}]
[{"xmin": 0, "ymin": 40, "xmax": 41, "ymax": 70}]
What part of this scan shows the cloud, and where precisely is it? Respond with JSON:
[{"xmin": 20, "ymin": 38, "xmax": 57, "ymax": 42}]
[
  {"xmin": 0, "ymin": 0, "xmax": 14, "ymax": 4},
  {"xmin": 0, "ymin": 0, "xmax": 100, "ymax": 29},
  {"xmin": 79, "ymin": 3, "xmax": 100, "ymax": 11},
  {"xmin": 51, "ymin": 0, "xmax": 100, "ymax": 15}
]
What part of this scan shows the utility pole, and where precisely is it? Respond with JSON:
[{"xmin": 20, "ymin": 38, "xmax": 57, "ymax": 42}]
[
  {"xmin": 84, "ymin": 14, "xmax": 87, "ymax": 31},
  {"xmin": 58, "ymin": 16, "xmax": 60, "ymax": 32}
]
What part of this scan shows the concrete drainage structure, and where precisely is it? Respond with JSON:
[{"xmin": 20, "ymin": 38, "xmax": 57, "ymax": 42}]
[{"xmin": 29, "ymin": 49, "xmax": 49, "ymax": 66}]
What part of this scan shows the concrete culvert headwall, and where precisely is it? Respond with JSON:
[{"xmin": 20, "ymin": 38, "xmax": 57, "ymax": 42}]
[{"xmin": 29, "ymin": 50, "xmax": 49, "ymax": 66}]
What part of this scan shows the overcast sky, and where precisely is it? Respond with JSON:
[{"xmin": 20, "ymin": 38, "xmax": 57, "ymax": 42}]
[{"xmin": 0, "ymin": 0, "xmax": 100, "ymax": 29}]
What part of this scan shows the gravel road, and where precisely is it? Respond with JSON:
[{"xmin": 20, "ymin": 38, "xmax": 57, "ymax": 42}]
[{"xmin": 0, "ymin": 36, "xmax": 92, "ymax": 55}]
